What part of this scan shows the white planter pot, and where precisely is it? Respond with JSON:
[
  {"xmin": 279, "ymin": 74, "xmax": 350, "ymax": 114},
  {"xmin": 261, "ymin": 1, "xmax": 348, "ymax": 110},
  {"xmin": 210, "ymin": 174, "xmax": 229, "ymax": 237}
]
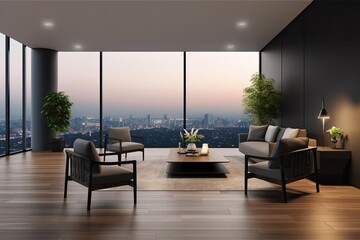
[{"xmin": 187, "ymin": 143, "xmax": 197, "ymax": 151}]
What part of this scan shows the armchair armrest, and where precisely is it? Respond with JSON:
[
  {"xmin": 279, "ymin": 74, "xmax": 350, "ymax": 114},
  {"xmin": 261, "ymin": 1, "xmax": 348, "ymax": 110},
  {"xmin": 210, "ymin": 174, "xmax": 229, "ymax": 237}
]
[
  {"xmin": 130, "ymin": 134, "xmax": 144, "ymax": 144},
  {"xmin": 97, "ymin": 160, "xmax": 136, "ymax": 166},
  {"xmin": 239, "ymin": 133, "xmax": 248, "ymax": 143},
  {"xmin": 245, "ymin": 147, "xmax": 317, "ymax": 161},
  {"xmin": 245, "ymin": 154, "xmax": 275, "ymax": 161},
  {"xmin": 308, "ymin": 138, "xmax": 317, "ymax": 147},
  {"xmin": 104, "ymin": 135, "xmax": 123, "ymax": 150}
]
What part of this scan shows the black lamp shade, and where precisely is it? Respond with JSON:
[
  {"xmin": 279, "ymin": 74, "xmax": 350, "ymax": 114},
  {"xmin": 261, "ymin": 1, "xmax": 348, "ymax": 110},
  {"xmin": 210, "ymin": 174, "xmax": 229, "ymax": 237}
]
[
  {"xmin": 318, "ymin": 108, "xmax": 330, "ymax": 119},
  {"xmin": 318, "ymin": 96, "xmax": 330, "ymax": 119}
]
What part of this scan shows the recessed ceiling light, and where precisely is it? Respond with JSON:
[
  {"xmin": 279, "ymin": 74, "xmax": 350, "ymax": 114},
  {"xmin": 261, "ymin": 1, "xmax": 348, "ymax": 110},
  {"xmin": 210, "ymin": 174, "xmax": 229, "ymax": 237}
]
[
  {"xmin": 43, "ymin": 21, "xmax": 54, "ymax": 28},
  {"xmin": 237, "ymin": 21, "xmax": 247, "ymax": 28},
  {"xmin": 74, "ymin": 44, "xmax": 83, "ymax": 50},
  {"xmin": 226, "ymin": 44, "xmax": 235, "ymax": 50}
]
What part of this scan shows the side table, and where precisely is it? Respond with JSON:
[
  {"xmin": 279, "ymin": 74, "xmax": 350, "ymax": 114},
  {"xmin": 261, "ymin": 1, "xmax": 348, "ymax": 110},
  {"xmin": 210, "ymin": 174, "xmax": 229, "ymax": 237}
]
[{"xmin": 315, "ymin": 147, "xmax": 351, "ymax": 185}]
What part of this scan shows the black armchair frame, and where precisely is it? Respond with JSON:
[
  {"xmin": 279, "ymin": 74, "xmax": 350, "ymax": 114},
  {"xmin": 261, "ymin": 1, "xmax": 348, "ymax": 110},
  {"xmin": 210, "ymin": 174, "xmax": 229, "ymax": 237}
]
[
  {"xmin": 64, "ymin": 150, "xmax": 137, "ymax": 211},
  {"xmin": 103, "ymin": 134, "xmax": 145, "ymax": 162},
  {"xmin": 244, "ymin": 147, "xmax": 319, "ymax": 203}
]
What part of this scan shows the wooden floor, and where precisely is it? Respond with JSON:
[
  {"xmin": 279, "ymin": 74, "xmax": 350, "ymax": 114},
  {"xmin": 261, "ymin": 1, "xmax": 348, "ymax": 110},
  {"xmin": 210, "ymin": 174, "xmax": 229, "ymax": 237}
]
[{"xmin": 1, "ymin": 150, "xmax": 360, "ymax": 239}]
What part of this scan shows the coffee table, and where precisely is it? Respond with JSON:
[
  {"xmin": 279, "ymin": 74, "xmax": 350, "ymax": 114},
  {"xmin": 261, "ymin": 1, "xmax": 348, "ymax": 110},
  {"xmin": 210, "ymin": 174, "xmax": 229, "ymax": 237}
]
[{"xmin": 166, "ymin": 148, "xmax": 230, "ymax": 175}]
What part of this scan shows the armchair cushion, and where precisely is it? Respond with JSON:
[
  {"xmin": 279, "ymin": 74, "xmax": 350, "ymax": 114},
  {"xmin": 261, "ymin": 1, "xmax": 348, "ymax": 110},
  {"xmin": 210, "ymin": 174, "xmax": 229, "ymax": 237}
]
[
  {"xmin": 92, "ymin": 165, "xmax": 134, "ymax": 190},
  {"xmin": 107, "ymin": 142, "xmax": 144, "ymax": 152},
  {"xmin": 247, "ymin": 125, "xmax": 268, "ymax": 141},
  {"xmin": 108, "ymin": 127, "xmax": 131, "ymax": 143},
  {"xmin": 248, "ymin": 161, "xmax": 281, "ymax": 179},
  {"xmin": 268, "ymin": 137, "xmax": 309, "ymax": 169},
  {"xmin": 73, "ymin": 138, "xmax": 101, "ymax": 173}
]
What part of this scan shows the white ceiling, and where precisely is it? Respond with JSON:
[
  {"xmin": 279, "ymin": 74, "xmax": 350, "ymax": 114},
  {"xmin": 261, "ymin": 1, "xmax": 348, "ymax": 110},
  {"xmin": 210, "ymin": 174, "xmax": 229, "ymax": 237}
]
[{"xmin": 0, "ymin": 0, "xmax": 312, "ymax": 51}]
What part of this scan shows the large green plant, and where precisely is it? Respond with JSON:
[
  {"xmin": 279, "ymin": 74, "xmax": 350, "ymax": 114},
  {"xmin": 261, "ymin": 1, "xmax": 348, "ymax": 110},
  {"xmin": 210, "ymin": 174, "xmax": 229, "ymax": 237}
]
[
  {"xmin": 243, "ymin": 73, "xmax": 281, "ymax": 125},
  {"xmin": 41, "ymin": 92, "xmax": 73, "ymax": 135}
]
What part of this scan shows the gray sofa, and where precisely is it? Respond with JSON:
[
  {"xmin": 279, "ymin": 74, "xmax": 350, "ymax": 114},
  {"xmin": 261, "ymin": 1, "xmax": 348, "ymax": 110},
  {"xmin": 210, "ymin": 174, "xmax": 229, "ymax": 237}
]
[{"xmin": 239, "ymin": 125, "xmax": 316, "ymax": 158}]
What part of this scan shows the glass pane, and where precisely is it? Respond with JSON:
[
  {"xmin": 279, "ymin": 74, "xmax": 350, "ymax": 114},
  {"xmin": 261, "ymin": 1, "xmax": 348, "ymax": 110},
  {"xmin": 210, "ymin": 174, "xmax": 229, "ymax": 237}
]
[
  {"xmin": 0, "ymin": 34, "xmax": 5, "ymax": 155},
  {"xmin": 9, "ymin": 39, "xmax": 23, "ymax": 152},
  {"xmin": 186, "ymin": 52, "xmax": 259, "ymax": 147},
  {"xmin": 58, "ymin": 52, "xmax": 100, "ymax": 147},
  {"xmin": 25, "ymin": 47, "xmax": 31, "ymax": 149},
  {"xmin": 103, "ymin": 52, "xmax": 183, "ymax": 147}
]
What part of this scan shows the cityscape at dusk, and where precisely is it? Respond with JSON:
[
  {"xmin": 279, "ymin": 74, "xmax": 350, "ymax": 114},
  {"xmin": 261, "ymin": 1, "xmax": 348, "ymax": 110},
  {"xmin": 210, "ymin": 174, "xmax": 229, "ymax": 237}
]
[
  {"xmin": 1, "ymin": 49, "xmax": 258, "ymax": 153},
  {"xmin": 0, "ymin": 113, "xmax": 251, "ymax": 153}
]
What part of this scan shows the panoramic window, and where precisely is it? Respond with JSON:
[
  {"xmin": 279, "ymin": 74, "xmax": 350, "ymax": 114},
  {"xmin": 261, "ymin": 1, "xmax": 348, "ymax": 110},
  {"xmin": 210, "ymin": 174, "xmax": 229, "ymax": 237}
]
[
  {"xmin": 25, "ymin": 47, "xmax": 31, "ymax": 149},
  {"xmin": 0, "ymin": 34, "xmax": 5, "ymax": 155},
  {"xmin": 186, "ymin": 52, "xmax": 258, "ymax": 147},
  {"xmin": 9, "ymin": 39, "xmax": 23, "ymax": 152},
  {"xmin": 103, "ymin": 52, "xmax": 183, "ymax": 147},
  {"xmin": 58, "ymin": 52, "xmax": 100, "ymax": 147}
]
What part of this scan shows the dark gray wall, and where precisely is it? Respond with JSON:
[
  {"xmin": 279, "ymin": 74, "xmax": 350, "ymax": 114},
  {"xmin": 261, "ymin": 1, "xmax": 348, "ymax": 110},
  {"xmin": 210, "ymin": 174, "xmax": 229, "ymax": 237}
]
[
  {"xmin": 261, "ymin": 1, "xmax": 360, "ymax": 187},
  {"xmin": 31, "ymin": 48, "xmax": 58, "ymax": 151}
]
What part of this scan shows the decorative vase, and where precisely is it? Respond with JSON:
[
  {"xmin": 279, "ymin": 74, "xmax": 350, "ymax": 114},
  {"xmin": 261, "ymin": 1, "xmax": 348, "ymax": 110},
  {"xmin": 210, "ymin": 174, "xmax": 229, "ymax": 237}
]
[
  {"xmin": 187, "ymin": 143, "xmax": 197, "ymax": 151},
  {"xmin": 331, "ymin": 138, "xmax": 337, "ymax": 149}
]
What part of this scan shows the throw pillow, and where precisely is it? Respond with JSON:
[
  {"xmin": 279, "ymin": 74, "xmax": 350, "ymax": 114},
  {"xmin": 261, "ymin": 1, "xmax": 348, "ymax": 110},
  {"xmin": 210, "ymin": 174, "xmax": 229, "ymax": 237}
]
[
  {"xmin": 265, "ymin": 125, "xmax": 279, "ymax": 142},
  {"xmin": 281, "ymin": 128, "xmax": 300, "ymax": 139},
  {"xmin": 247, "ymin": 125, "xmax": 269, "ymax": 141},
  {"xmin": 268, "ymin": 137, "xmax": 309, "ymax": 169}
]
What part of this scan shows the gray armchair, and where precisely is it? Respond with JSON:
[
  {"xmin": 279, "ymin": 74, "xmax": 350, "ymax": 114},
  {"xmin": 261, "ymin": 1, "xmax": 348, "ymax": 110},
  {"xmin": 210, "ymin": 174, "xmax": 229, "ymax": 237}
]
[
  {"xmin": 244, "ymin": 137, "xmax": 319, "ymax": 202},
  {"xmin": 104, "ymin": 127, "xmax": 144, "ymax": 162},
  {"xmin": 64, "ymin": 138, "xmax": 137, "ymax": 211}
]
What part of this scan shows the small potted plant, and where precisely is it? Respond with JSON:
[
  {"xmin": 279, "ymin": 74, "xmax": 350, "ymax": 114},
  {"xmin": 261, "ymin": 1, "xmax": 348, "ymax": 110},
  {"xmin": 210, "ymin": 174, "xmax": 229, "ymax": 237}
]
[
  {"xmin": 326, "ymin": 126, "xmax": 344, "ymax": 149},
  {"xmin": 41, "ymin": 91, "xmax": 73, "ymax": 152},
  {"xmin": 180, "ymin": 128, "xmax": 205, "ymax": 151}
]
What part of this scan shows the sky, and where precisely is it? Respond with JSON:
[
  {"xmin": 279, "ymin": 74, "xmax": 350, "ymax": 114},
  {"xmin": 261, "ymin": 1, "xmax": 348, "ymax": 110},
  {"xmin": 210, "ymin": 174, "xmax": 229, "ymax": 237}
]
[
  {"xmin": 1, "ymin": 31, "xmax": 259, "ymax": 120},
  {"xmin": 58, "ymin": 51, "xmax": 259, "ymax": 119},
  {"xmin": 0, "ymin": 35, "xmax": 31, "ymax": 120}
]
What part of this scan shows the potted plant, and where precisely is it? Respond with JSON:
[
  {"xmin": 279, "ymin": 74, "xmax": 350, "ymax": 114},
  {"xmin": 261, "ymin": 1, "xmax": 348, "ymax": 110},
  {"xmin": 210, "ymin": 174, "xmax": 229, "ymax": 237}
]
[
  {"xmin": 180, "ymin": 128, "xmax": 205, "ymax": 151},
  {"xmin": 326, "ymin": 126, "xmax": 344, "ymax": 149},
  {"xmin": 41, "ymin": 91, "xmax": 73, "ymax": 152},
  {"xmin": 243, "ymin": 73, "xmax": 281, "ymax": 125}
]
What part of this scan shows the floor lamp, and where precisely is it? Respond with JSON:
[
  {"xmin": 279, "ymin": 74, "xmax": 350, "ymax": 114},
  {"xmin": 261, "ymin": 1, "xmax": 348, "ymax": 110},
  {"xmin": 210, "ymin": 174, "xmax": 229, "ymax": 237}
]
[{"xmin": 318, "ymin": 96, "xmax": 330, "ymax": 148}]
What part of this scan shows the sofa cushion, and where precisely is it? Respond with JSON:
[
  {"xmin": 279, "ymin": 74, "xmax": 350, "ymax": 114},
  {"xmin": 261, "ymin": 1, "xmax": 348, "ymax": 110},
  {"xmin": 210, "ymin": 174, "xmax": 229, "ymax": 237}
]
[
  {"xmin": 282, "ymin": 128, "xmax": 300, "ymax": 139},
  {"xmin": 239, "ymin": 141, "xmax": 270, "ymax": 157},
  {"xmin": 247, "ymin": 125, "xmax": 268, "ymax": 141},
  {"xmin": 297, "ymin": 129, "xmax": 307, "ymax": 137},
  {"xmin": 265, "ymin": 125, "xmax": 279, "ymax": 143},
  {"xmin": 268, "ymin": 137, "xmax": 309, "ymax": 169}
]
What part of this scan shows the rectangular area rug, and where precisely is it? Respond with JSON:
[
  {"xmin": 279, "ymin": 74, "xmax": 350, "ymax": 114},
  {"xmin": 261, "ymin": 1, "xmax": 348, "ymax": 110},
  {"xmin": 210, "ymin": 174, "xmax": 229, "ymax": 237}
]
[{"xmin": 103, "ymin": 149, "xmax": 274, "ymax": 191}]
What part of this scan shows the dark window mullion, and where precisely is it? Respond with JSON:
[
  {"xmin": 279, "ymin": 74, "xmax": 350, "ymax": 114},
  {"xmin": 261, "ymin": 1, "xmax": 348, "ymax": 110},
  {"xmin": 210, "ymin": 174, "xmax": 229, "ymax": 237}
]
[
  {"xmin": 183, "ymin": 51, "xmax": 186, "ymax": 131},
  {"xmin": 99, "ymin": 52, "xmax": 103, "ymax": 148},
  {"xmin": 22, "ymin": 45, "xmax": 26, "ymax": 150},
  {"xmin": 5, "ymin": 36, "xmax": 10, "ymax": 155}
]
